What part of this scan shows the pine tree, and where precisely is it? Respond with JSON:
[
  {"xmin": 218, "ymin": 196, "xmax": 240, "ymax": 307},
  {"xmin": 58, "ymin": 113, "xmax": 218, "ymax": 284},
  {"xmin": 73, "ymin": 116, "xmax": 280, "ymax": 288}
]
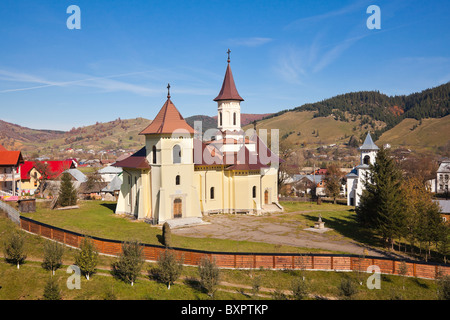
[
  {"xmin": 42, "ymin": 241, "xmax": 64, "ymax": 275},
  {"xmin": 2, "ymin": 231, "xmax": 27, "ymax": 269},
  {"xmin": 58, "ymin": 172, "xmax": 77, "ymax": 207},
  {"xmin": 75, "ymin": 237, "xmax": 99, "ymax": 280},
  {"xmin": 198, "ymin": 256, "xmax": 220, "ymax": 298},
  {"xmin": 155, "ymin": 249, "xmax": 183, "ymax": 289},
  {"xmin": 112, "ymin": 240, "xmax": 144, "ymax": 286},
  {"xmin": 43, "ymin": 276, "xmax": 61, "ymax": 300},
  {"xmin": 356, "ymin": 146, "xmax": 406, "ymax": 249}
]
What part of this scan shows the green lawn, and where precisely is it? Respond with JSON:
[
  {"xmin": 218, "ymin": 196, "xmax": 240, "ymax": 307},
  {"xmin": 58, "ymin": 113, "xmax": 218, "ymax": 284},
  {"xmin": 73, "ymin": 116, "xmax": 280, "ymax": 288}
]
[
  {"xmin": 0, "ymin": 214, "xmax": 444, "ymax": 300},
  {"xmin": 19, "ymin": 201, "xmax": 329, "ymax": 254}
]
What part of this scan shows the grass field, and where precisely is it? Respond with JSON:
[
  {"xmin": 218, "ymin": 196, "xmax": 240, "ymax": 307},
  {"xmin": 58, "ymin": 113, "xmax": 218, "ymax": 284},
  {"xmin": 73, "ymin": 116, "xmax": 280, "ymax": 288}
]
[
  {"xmin": 0, "ymin": 208, "xmax": 445, "ymax": 300},
  {"xmin": 19, "ymin": 200, "xmax": 332, "ymax": 254}
]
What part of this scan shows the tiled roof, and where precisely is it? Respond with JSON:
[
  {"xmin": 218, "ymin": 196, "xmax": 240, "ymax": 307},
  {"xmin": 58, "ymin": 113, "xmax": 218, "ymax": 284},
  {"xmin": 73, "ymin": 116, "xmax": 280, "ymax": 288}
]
[
  {"xmin": 140, "ymin": 98, "xmax": 195, "ymax": 135},
  {"xmin": 0, "ymin": 150, "xmax": 23, "ymax": 167}
]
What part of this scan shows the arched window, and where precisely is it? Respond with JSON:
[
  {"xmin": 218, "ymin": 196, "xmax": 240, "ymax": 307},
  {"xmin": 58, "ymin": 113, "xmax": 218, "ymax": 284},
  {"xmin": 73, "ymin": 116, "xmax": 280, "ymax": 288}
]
[
  {"xmin": 152, "ymin": 145, "xmax": 157, "ymax": 164},
  {"xmin": 252, "ymin": 186, "xmax": 256, "ymax": 198},
  {"xmin": 176, "ymin": 175, "xmax": 180, "ymax": 185},
  {"xmin": 210, "ymin": 187, "xmax": 215, "ymax": 200},
  {"xmin": 173, "ymin": 145, "xmax": 181, "ymax": 164},
  {"xmin": 219, "ymin": 112, "xmax": 223, "ymax": 126},
  {"xmin": 363, "ymin": 155, "xmax": 370, "ymax": 165},
  {"xmin": 233, "ymin": 112, "xmax": 236, "ymax": 126}
]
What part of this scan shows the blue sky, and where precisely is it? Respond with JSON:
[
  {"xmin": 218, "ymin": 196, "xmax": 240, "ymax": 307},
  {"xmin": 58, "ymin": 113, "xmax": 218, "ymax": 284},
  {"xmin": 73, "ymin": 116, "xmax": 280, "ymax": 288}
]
[{"xmin": 1, "ymin": 0, "xmax": 449, "ymax": 130}]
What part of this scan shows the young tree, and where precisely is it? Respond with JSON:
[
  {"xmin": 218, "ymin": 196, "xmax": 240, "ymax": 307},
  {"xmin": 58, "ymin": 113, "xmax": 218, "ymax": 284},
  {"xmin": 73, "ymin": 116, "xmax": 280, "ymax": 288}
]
[
  {"xmin": 42, "ymin": 241, "xmax": 64, "ymax": 275},
  {"xmin": 75, "ymin": 237, "xmax": 99, "ymax": 280},
  {"xmin": 324, "ymin": 165, "xmax": 343, "ymax": 204},
  {"xmin": 198, "ymin": 256, "xmax": 220, "ymax": 298},
  {"xmin": 155, "ymin": 249, "xmax": 183, "ymax": 289},
  {"xmin": 290, "ymin": 278, "xmax": 309, "ymax": 300},
  {"xmin": 43, "ymin": 276, "xmax": 61, "ymax": 300},
  {"xmin": 398, "ymin": 261, "xmax": 408, "ymax": 290},
  {"xmin": 162, "ymin": 222, "xmax": 172, "ymax": 247},
  {"xmin": 356, "ymin": 146, "xmax": 406, "ymax": 249},
  {"xmin": 2, "ymin": 231, "xmax": 27, "ymax": 269},
  {"xmin": 112, "ymin": 240, "xmax": 144, "ymax": 286},
  {"xmin": 58, "ymin": 172, "xmax": 77, "ymax": 207},
  {"xmin": 338, "ymin": 276, "xmax": 358, "ymax": 300}
]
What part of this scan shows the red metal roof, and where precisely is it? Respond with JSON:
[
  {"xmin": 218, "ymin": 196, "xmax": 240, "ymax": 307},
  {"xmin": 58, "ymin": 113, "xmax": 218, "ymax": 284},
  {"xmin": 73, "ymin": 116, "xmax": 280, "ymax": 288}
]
[
  {"xmin": 214, "ymin": 63, "xmax": 244, "ymax": 102},
  {"xmin": 19, "ymin": 160, "xmax": 75, "ymax": 180},
  {"xmin": 140, "ymin": 98, "xmax": 195, "ymax": 135}
]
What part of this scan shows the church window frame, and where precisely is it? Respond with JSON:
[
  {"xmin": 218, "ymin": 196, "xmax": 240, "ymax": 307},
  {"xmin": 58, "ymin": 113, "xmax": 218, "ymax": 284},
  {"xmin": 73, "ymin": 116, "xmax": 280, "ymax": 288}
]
[
  {"xmin": 152, "ymin": 145, "xmax": 157, "ymax": 164},
  {"xmin": 173, "ymin": 144, "xmax": 182, "ymax": 164},
  {"xmin": 176, "ymin": 175, "xmax": 180, "ymax": 185},
  {"xmin": 210, "ymin": 187, "xmax": 215, "ymax": 200}
]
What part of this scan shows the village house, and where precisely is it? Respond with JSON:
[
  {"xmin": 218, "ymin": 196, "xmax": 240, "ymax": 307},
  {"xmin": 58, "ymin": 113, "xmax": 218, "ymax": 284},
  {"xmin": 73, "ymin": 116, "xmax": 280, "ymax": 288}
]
[
  {"xmin": 113, "ymin": 54, "xmax": 282, "ymax": 224},
  {"xmin": 436, "ymin": 159, "xmax": 450, "ymax": 194},
  {"xmin": 0, "ymin": 144, "xmax": 24, "ymax": 197},
  {"xmin": 19, "ymin": 160, "xmax": 76, "ymax": 195}
]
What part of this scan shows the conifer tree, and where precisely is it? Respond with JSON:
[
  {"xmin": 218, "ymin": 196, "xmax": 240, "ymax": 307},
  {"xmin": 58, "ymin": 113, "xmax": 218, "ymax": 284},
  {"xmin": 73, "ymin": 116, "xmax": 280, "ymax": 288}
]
[
  {"xmin": 356, "ymin": 146, "xmax": 406, "ymax": 249},
  {"xmin": 162, "ymin": 222, "xmax": 172, "ymax": 247},
  {"xmin": 42, "ymin": 241, "xmax": 64, "ymax": 275},
  {"xmin": 75, "ymin": 237, "xmax": 99, "ymax": 280},
  {"xmin": 58, "ymin": 172, "xmax": 77, "ymax": 207},
  {"xmin": 2, "ymin": 231, "xmax": 27, "ymax": 269},
  {"xmin": 198, "ymin": 256, "xmax": 220, "ymax": 298},
  {"xmin": 112, "ymin": 240, "xmax": 144, "ymax": 286},
  {"xmin": 156, "ymin": 249, "xmax": 183, "ymax": 289},
  {"xmin": 43, "ymin": 276, "xmax": 61, "ymax": 300}
]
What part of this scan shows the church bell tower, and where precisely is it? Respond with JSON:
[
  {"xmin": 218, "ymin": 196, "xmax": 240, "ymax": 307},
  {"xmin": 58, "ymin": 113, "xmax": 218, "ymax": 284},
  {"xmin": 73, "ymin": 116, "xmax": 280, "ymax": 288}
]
[{"xmin": 214, "ymin": 49, "xmax": 244, "ymax": 135}]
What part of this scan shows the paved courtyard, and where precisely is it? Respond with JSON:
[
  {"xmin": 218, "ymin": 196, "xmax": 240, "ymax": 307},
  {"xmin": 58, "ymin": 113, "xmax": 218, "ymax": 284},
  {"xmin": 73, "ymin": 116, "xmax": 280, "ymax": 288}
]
[{"xmin": 171, "ymin": 212, "xmax": 397, "ymax": 258}]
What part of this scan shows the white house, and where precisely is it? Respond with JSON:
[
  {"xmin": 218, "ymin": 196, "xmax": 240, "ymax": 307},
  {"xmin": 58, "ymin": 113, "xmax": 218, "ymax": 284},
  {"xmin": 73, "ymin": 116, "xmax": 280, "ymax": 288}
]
[{"xmin": 436, "ymin": 160, "xmax": 450, "ymax": 194}]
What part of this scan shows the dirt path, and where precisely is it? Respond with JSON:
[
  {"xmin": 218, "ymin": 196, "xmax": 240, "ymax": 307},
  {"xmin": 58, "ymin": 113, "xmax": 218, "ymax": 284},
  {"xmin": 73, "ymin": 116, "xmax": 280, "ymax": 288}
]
[{"xmin": 172, "ymin": 213, "xmax": 399, "ymax": 258}]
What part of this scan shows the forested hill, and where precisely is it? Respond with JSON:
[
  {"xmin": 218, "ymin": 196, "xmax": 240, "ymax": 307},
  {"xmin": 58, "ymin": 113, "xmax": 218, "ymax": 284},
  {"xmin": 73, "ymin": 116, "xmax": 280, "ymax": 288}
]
[{"xmin": 266, "ymin": 82, "xmax": 450, "ymax": 140}]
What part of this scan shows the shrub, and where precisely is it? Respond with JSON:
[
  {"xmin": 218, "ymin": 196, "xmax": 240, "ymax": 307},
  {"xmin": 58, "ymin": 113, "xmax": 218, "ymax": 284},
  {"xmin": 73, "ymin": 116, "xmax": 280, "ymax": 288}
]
[
  {"xmin": 291, "ymin": 278, "xmax": 309, "ymax": 300},
  {"xmin": 162, "ymin": 222, "xmax": 172, "ymax": 247},
  {"xmin": 338, "ymin": 276, "xmax": 358, "ymax": 300}
]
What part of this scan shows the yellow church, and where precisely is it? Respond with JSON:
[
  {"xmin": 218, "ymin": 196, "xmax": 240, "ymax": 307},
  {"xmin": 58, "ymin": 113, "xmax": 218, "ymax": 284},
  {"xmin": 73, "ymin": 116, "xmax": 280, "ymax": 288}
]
[{"xmin": 113, "ymin": 53, "xmax": 283, "ymax": 225}]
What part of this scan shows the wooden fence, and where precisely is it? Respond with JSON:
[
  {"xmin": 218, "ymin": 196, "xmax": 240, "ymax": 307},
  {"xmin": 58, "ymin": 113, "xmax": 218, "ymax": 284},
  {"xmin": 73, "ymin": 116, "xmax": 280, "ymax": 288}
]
[{"xmin": 18, "ymin": 216, "xmax": 450, "ymax": 280}]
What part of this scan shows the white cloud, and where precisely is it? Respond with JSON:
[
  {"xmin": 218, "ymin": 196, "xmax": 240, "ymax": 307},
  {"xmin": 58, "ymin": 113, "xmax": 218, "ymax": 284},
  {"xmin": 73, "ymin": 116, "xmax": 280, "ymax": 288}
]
[{"xmin": 226, "ymin": 37, "xmax": 273, "ymax": 47}]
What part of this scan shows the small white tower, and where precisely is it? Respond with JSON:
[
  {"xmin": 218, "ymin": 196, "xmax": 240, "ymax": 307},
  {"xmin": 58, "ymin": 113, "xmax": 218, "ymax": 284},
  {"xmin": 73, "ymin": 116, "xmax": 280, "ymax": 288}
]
[{"xmin": 214, "ymin": 49, "xmax": 244, "ymax": 137}]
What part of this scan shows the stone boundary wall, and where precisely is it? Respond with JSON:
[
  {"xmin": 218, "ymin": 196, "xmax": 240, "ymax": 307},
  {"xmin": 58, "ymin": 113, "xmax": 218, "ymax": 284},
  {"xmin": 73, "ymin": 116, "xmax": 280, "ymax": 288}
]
[{"xmin": 19, "ymin": 216, "xmax": 450, "ymax": 280}]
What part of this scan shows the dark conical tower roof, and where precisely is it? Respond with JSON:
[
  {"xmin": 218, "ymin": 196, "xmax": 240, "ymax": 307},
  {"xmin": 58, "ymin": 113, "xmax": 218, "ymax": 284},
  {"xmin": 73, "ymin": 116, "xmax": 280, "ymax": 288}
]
[{"xmin": 214, "ymin": 52, "xmax": 244, "ymax": 102}]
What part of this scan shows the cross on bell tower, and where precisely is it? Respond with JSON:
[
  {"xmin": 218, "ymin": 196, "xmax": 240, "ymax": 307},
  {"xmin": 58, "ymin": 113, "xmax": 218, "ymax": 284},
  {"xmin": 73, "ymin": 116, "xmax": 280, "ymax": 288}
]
[
  {"xmin": 227, "ymin": 48, "xmax": 231, "ymax": 63},
  {"xmin": 167, "ymin": 83, "xmax": 171, "ymax": 99}
]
